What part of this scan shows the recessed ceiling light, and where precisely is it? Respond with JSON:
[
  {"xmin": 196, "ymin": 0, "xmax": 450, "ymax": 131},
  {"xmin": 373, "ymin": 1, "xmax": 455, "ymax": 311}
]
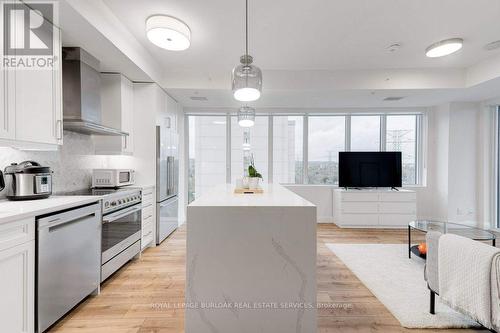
[
  {"xmin": 146, "ymin": 15, "xmax": 191, "ymax": 51},
  {"xmin": 387, "ymin": 43, "xmax": 401, "ymax": 52},
  {"xmin": 484, "ymin": 40, "xmax": 500, "ymax": 51},
  {"xmin": 425, "ymin": 38, "xmax": 463, "ymax": 58}
]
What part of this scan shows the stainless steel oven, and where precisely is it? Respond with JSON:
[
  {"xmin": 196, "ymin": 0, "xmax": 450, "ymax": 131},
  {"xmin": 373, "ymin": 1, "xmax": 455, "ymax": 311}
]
[{"xmin": 101, "ymin": 192, "xmax": 142, "ymax": 282}]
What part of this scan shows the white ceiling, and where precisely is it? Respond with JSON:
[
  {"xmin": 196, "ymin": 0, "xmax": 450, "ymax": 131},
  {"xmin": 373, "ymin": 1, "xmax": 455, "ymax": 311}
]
[
  {"xmin": 104, "ymin": 0, "xmax": 500, "ymax": 70},
  {"xmin": 94, "ymin": 0, "xmax": 500, "ymax": 107}
]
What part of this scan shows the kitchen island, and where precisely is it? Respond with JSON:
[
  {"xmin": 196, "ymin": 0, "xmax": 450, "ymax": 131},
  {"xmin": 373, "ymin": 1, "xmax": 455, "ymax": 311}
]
[{"xmin": 186, "ymin": 184, "xmax": 317, "ymax": 333}]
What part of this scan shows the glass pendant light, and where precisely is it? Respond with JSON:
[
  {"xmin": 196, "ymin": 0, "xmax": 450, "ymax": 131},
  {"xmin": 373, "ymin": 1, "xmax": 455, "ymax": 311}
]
[
  {"xmin": 238, "ymin": 106, "xmax": 255, "ymax": 127},
  {"xmin": 231, "ymin": 0, "xmax": 262, "ymax": 102}
]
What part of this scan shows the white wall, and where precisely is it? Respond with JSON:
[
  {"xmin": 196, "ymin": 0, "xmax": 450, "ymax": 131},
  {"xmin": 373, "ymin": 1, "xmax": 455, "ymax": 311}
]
[{"xmin": 447, "ymin": 103, "xmax": 479, "ymax": 222}]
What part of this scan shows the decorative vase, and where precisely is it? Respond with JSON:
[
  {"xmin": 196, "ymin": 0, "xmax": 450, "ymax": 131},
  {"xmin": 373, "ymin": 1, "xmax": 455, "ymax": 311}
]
[
  {"xmin": 242, "ymin": 176, "xmax": 250, "ymax": 189},
  {"xmin": 248, "ymin": 177, "xmax": 260, "ymax": 189}
]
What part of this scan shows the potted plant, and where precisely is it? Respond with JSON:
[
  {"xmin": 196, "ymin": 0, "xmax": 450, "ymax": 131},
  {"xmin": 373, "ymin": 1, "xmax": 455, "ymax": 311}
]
[{"xmin": 247, "ymin": 154, "xmax": 262, "ymax": 189}]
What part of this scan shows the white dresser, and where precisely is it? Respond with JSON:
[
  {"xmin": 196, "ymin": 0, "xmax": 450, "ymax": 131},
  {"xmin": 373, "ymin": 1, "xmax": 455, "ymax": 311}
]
[{"xmin": 333, "ymin": 189, "xmax": 416, "ymax": 228}]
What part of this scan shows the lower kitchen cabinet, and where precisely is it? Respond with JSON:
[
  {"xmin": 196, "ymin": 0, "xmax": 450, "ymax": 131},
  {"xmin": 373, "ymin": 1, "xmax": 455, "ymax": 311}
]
[
  {"xmin": 0, "ymin": 240, "xmax": 35, "ymax": 333},
  {"xmin": 141, "ymin": 186, "xmax": 155, "ymax": 250},
  {"xmin": 0, "ymin": 218, "xmax": 35, "ymax": 333}
]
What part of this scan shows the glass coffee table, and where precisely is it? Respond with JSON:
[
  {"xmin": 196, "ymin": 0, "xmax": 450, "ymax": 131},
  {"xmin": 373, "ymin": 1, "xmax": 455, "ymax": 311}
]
[{"xmin": 408, "ymin": 220, "xmax": 496, "ymax": 259}]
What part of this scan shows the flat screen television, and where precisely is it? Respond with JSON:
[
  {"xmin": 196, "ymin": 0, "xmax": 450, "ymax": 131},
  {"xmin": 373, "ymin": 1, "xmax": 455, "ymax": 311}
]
[{"xmin": 339, "ymin": 152, "xmax": 402, "ymax": 188}]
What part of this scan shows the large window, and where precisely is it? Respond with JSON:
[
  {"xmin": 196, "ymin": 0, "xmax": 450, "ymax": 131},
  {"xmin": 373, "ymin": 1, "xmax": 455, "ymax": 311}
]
[
  {"xmin": 231, "ymin": 116, "xmax": 269, "ymax": 183},
  {"xmin": 351, "ymin": 115, "xmax": 381, "ymax": 151},
  {"xmin": 273, "ymin": 116, "xmax": 303, "ymax": 184},
  {"xmin": 187, "ymin": 113, "xmax": 423, "ymax": 192},
  {"xmin": 188, "ymin": 116, "xmax": 226, "ymax": 202},
  {"xmin": 308, "ymin": 116, "xmax": 346, "ymax": 184},
  {"xmin": 386, "ymin": 115, "xmax": 418, "ymax": 185}
]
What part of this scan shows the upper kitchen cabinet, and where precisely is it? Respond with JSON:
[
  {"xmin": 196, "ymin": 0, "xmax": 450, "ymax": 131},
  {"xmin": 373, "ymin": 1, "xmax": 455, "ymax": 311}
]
[
  {"xmin": 0, "ymin": 2, "xmax": 63, "ymax": 148},
  {"xmin": 94, "ymin": 73, "xmax": 134, "ymax": 155},
  {"xmin": 165, "ymin": 94, "xmax": 178, "ymax": 132}
]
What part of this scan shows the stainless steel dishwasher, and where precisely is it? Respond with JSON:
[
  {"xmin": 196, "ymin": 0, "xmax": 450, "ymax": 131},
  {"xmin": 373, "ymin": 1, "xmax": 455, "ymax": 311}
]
[{"xmin": 36, "ymin": 202, "xmax": 101, "ymax": 333}]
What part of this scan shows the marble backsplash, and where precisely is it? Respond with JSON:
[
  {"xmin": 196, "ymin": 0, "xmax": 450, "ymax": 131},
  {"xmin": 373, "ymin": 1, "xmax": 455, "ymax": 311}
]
[{"xmin": 0, "ymin": 131, "xmax": 134, "ymax": 197}]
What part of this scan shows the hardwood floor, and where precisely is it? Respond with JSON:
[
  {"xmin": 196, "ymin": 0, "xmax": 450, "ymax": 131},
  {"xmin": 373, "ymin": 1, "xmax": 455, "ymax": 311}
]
[{"xmin": 50, "ymin": 224, "xmax": 483, "ymax": 333}]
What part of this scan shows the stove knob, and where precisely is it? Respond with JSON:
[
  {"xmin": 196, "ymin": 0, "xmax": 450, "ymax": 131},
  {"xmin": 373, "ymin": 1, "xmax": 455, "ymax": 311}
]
[
  {"xmin": 118, "ymin": 200, "xmax": 123, "ymax": 205},
  {"xmin": 110, "ymin": 201, "xmax": 116, "ymax": 206},
  {"xmin": 104, "ymin": 202, "xmax": 110, "ymax": 208}
]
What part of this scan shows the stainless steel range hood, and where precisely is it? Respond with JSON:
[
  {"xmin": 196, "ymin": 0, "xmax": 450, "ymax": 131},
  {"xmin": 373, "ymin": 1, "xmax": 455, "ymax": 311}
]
[{"xmin": 62, "ymin": 47, "xmax": 128, "ymax": 137}]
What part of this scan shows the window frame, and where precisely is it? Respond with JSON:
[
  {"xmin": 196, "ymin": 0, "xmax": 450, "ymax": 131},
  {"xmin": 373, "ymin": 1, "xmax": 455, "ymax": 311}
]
[{"xmin": 186, "ymin": 112, "xmax": 425, "ymax": 189}]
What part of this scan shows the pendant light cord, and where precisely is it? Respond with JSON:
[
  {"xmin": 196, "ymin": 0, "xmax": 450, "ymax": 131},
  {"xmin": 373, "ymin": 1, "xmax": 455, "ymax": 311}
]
[{"xmin": 245, "ymin": 0, "xmax": 248, "ymax": 59}]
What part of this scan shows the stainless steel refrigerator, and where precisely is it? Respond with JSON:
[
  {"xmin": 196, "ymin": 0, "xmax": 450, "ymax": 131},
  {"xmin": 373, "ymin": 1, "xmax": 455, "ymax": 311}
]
[{"xmin": 156, "ymin": 124, "xmax": 179, "ymax": 244}]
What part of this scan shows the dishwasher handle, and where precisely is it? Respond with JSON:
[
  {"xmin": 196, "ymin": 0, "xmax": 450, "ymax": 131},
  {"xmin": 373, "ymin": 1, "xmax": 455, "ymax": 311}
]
[
  {"xmin": 48, "ymin": 213, "xmax": 97, "ymax": 232},
  {"xmin": 38, "ymin": 202, "xmax": 101, "ymax": 229}
]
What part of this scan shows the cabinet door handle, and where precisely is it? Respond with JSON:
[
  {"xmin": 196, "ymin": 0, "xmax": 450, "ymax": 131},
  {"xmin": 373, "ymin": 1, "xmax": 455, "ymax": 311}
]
[
  {"xmin": 124, "ymin": 135, "xmax": 128, "ymax": 150},
  {"xmin": 56, "ymin": 120, "xmax": 63, "ymax": 139}
]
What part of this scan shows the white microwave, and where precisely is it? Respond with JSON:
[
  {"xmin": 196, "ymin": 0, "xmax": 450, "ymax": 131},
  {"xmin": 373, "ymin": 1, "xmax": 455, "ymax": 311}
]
[{"xmin": 92, "ymin": 169, "xmax": 135, "ymax": 188}]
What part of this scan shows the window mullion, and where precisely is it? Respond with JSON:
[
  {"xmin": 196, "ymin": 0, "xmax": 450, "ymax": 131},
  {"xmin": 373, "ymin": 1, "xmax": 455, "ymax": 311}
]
[
  {"xmin": 268, "ymin": 115, "xmax": 273, "ymax": 184},
  {"xmin": 345, "ymin": 115, "xmax": 351, "ymax": 151},
  {"xmin": 380, "ymin": 115, "xmax": 387, "ymax": 151},
  {"xmin": 226, "ymin": 113, "xmax": 231, "ymax": 184},
  {"xmin": 303, "ymin": 115, "xmax": 309, "ymax": 184},
  {"xmin": 415, "ymin": 114, "xmax": 422, "ymax": 186}
]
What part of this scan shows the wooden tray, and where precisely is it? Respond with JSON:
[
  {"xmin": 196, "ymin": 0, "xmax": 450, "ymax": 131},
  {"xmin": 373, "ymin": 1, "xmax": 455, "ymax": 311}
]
[{"xmin": 234, "ymin": 188, "xmax": 264, "ymax": 194}]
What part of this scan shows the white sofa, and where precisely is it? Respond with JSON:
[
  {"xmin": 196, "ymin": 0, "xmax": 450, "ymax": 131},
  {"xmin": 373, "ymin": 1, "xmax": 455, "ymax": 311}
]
[{"xmin": 425, "ymin": 231, "xmax": 500, "ymax": 331}]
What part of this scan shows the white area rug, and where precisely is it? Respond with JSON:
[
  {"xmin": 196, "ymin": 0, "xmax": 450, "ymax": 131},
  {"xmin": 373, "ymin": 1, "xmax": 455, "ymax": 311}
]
[{"xmin": 326, "ymin": 243, "xmax": 481, "ymax": 328}]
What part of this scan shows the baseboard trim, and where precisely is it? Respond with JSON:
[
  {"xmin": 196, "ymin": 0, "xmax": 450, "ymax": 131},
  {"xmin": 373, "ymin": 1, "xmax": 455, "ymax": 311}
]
[{"xmin": 318, "ymin": 217, "xmax": 335, "ymax": 223}]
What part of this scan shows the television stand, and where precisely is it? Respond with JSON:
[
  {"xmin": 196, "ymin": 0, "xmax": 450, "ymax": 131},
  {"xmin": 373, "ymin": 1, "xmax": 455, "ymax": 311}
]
[{"xmin": 333, "ymin": 188, "xmax": 416, "ymax": 228}]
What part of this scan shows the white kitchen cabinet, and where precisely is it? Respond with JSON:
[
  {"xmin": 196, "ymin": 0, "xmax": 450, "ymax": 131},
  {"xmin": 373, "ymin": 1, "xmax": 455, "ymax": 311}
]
[
  {"xmin": 94, "ymin": 73, "xmax": 134, "ymax": 155},
  {"xmin": 0, "ymin": 3, "xmax": 62, "ymax": 147},
  {"xmin": 0, "ymin": 218, "xmax": 35, "ymax": 333},
  {"xmin": 0, "ymin": 65, "xmax": 15, "ymax": 140},
  {"xmin": 165, "ymin": 94, "xmax": 178, "ymax": 132},
  {"xmin": 141, "ymin": 186, "xmax": 155, "ymax": 250}
]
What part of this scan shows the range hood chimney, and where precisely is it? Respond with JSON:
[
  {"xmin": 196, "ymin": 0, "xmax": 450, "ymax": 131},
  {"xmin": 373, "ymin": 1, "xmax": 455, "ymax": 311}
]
[{"xmin": 62, "ymin": 47, "xmax": 128, "ymax": 136}]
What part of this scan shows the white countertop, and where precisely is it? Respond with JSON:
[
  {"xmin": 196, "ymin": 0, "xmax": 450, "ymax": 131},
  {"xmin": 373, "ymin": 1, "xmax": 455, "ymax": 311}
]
[
  {"xmin": 0, "ymin": 196, "xmax": 102, "ymax": 224},
  {"xmin": 189, "ymin": 184, "xmax": 315, "ymax": 207}
]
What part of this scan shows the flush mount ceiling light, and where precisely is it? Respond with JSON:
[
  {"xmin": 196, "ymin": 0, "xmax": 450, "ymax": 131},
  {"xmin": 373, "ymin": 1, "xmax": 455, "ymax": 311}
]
[
  {"xmin": 238, "ymin": 106, "xmax": 256, "ymax": 127},
  {"xmin": 231, "ymin": 0, "xmax": 262, "ymax": 102},
  {"xmin": 146, "ymin": 15, "xmax": 191, "ymax": 51},
  {"xmin": 425, "ymin": 38, "xmax": 463, "ymax": 58}
]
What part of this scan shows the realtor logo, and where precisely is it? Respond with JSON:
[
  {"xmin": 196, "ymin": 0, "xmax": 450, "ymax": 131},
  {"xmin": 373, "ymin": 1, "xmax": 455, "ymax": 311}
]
[{"xmin": 1, "ymin": 1, "xmax": 57, "ymax": 69}]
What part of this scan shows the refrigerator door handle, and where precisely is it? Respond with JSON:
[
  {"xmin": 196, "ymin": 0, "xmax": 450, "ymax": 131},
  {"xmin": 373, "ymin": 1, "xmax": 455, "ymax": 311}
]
[
  {"xmin": 167, "ymin": 156, "xmax": 174, "ymax": 196},
  {"xmin": 170, "ymin": 157, "xmax": 175, "ymax": 195},
  {"xmin": 167, "ymin": 156, "xmax": 172, "ymax": 196}
]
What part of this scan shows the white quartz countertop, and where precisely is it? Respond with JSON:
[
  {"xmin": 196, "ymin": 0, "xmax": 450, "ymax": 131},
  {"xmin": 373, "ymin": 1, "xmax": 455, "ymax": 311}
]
[
  {"xmin": 189, "ymin": 184, "xmax": 315, "ymax": 207},
  {"xmin": 0, "ymin": 196, "xmax": 102, "ymax": 224}
]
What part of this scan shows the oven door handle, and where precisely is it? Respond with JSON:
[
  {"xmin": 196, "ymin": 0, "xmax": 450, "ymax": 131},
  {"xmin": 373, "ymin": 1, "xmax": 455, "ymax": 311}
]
[{"xmin": 103, "ymin": 204, "xmax": 142, "ymax": 223}]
